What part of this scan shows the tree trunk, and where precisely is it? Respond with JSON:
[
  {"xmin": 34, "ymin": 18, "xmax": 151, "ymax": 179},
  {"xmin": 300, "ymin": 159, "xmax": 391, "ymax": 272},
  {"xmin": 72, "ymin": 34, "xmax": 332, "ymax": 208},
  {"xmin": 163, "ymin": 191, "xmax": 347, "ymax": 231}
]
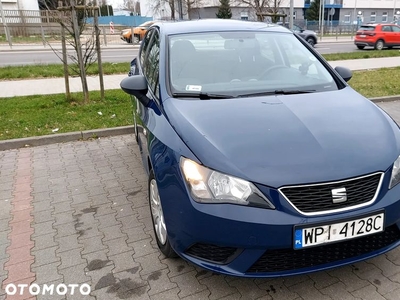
[
  {"xmin": 170, "ymin": 0, "xmax": 175, "ymax": 20},
  {"xmin": 70, "ymin": 0, "xmax": 89, "ymax": 103},
  {"xmin": 94, "ymin": 1, "xmax": 104, "ymax": 100},
  {"xmin": 60, "ymin": 21, "xmax": 71, "ymax": 101}
]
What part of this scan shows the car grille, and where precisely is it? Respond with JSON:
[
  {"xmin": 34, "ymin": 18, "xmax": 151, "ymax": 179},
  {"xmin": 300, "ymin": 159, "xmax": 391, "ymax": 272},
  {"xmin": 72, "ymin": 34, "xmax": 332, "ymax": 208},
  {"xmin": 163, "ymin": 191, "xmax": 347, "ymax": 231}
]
[
  {"xmin": 279, "ymin": 173, "xmax": 382, "ymax": 214},
  {"xmin": 247, "ymin": 225, "xmax": 400, "ymax": 274},
  {"xmin": 185, "ymin": 243, "xmax": 239, "ymax": 264}
]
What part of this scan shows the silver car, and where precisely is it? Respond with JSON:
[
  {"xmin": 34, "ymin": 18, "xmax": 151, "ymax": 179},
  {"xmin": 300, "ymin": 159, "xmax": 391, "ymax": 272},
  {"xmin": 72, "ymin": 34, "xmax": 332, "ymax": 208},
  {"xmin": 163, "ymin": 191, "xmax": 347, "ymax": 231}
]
[{"xmin": 277, "ymin": 23, "xmax": 318, "ymax": 47}]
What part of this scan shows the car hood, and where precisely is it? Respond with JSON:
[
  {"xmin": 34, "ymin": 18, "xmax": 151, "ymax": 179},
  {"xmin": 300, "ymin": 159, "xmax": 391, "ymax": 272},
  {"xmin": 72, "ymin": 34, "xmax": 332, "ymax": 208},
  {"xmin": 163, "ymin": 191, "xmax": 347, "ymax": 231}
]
[
  {"xmin": 302, "ymin": 29, "xmax": 316, "ymax": 35},
  {"xmin": 163, "ymin": 88, "xmax": 400, "ymax": 188}
]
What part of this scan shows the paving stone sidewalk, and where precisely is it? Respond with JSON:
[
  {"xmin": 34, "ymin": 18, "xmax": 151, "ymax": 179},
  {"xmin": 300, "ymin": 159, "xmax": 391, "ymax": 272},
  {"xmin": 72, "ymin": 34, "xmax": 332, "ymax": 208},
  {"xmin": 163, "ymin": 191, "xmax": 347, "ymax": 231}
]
[{"xmin": 0, "ymin": 100, "xmax": 399, "ymax": 300}]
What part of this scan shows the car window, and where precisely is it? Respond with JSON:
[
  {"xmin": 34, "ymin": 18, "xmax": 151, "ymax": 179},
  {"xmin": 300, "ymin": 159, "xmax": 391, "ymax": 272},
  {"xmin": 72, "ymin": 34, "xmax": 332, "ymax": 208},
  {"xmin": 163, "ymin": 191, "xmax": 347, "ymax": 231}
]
[
  {"xmin": 293, "ymin": 24, "xmax": 302, "ymax": 31},
  {"xmin": 140, "ymin": 29, "xmax": 154, "ymax": 69},
  {"xmin": 382, "ymin": 26, "xmax": 392, "ymax": 32},
  {"xmin": 168, "ymin": 31, "xmax": 337, "ymax": 97},
  {"xmin": 359, "ymin": 26, "xmax": 375, "ymax": 31},
  {"xmin": 144, "ymin": 30, "xmax": 160, "ymax": 98},
  {"xmin": 391, "ymin": 25, "xmax": 400, "ymax": 32}
]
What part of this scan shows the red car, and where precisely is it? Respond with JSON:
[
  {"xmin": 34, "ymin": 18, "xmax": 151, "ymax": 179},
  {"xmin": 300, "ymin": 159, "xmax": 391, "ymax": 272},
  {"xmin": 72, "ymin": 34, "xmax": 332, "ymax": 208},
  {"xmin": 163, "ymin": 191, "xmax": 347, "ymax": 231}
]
[{"xmin": 354, "ymin": 23, "xmax": 400, "ymax": 50}]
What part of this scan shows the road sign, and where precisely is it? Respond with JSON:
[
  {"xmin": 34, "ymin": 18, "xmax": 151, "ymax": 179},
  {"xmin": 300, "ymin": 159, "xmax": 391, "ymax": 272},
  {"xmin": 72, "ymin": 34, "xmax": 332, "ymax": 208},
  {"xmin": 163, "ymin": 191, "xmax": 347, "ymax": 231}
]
[{"xmin": 329, "ymin": 8, "xmax": 335, "ymax": 15}]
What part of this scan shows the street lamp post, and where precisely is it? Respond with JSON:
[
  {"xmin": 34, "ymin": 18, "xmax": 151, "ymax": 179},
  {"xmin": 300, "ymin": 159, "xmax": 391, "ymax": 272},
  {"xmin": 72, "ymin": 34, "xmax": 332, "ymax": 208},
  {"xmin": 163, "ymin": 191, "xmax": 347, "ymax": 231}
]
[
  {"xmin": 393, "ymin": 0, "xmax": 397, "ymax": 22},
  {"xmin": 321, "ymin": 0, "xmax": 325, "ymax": 38},
  {"xmin": 353, "ymin": 0, "xmax": 357, "ymax": 26},
  {"xmin": 289, "ymin": 0, "xmax": 294, "ymax": 30}
]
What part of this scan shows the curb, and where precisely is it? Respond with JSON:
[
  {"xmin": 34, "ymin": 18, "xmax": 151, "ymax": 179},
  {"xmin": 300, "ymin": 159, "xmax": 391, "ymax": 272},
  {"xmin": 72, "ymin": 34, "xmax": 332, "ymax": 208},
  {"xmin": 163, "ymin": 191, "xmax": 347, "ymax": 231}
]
[
  {"xmin": 0, "ymin": 44, "xmax": 140, "ymax": 52},
  {"xmin": 0, "ymin": 125, "xmax": 134, "ymax": 151},
  {"xmin": 0, "ymin": 96, "xmax": 398, "ymax": 152},
  {"xmin": 370, "ymin": 95, "xmax": 400, "ymax": 103}
]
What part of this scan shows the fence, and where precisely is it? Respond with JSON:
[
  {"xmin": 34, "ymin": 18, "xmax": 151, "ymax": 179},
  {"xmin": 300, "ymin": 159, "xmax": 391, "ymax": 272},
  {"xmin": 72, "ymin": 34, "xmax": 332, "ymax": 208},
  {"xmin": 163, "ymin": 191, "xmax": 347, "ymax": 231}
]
[
  {"xmin": 0, "ymin": 23, "xmax": 146, "ymax": 47},
  {"xmin": 0, "ymin": 10, "xmax": 60, "ymax": 24},
  {"xmin": 0, "ymin": 9, "xmax": 153, "ymax": 47},
  {"xmin": 86, "ymin": 15, "xmax": 153, "ymax": 27},
  {"xmin": 294, "ymin": 20, "xmax": 360, "ymax": 35}
]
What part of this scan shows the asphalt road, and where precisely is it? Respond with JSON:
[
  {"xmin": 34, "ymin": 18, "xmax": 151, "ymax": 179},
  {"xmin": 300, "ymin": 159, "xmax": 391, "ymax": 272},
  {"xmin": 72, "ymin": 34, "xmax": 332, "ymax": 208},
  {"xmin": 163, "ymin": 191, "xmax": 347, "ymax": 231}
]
[
  {"xmin": 0, "ymin": 38, "xmax": 396, "ymax": 67},
  {"xmin": 315, "ymin": 41, "xmax": 358, "ymax": 54},
  {"xmin": 0, "ymin": 47, "xmax": 140, "ymax": 66},
  {"xmin": 0, "ymin": 40, "xmax": 393, "ymax": 66}
]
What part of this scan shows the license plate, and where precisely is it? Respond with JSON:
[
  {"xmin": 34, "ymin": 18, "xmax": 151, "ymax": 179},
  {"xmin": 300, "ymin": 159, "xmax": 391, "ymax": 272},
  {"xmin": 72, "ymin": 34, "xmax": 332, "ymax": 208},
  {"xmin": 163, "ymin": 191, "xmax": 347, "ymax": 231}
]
[
  {"xmin": 294, "ymin": 212, "xmax": 384, "ymax": 249},
  {"xmin": 359, "ymin": 34, "xmax": 366, "ymax": 38}
]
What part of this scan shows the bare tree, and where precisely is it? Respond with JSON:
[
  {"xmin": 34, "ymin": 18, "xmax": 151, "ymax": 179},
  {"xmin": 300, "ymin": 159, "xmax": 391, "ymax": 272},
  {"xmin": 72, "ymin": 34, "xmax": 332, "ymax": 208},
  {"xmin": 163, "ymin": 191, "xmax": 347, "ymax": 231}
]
[
  {"xmin": 235, "ymin": 0, "xmax": 283, "ymax": 21},
  {"xmin": 135, "ymin": 1, "xmax": 141, "ymax": 15},
  {"xmin": 183, "ymin": 0, "xmax": 202, "ymax": 19},
  {"xmin": 124, "ymin": 0, "xmax": 140, "ymax": 15},
  {"xmin": 44, "ymin": 0, "xmax": 98, "ymax": 103},
  {"xmin": 150, "ymin": 0, "xmax": 176, "ymax": 20}
]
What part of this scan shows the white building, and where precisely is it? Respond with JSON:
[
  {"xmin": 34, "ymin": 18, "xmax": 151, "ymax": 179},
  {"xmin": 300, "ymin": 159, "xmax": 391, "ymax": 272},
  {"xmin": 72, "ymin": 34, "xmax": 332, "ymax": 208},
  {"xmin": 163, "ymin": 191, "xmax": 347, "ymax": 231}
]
[
  {"xmin": 137, "ymin": 0, "xmax": 400, "ymax": 25},
  {"xmin": 0, "ymin": 0, "xmax": 39, "ymax": 10}
]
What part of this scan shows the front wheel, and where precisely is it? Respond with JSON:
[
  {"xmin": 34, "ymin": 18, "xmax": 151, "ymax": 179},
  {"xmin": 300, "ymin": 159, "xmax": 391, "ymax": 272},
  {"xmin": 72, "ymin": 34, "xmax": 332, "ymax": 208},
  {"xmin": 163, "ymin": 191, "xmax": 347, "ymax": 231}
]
[
  {"xmin": 133, "ymin": 113, "xmax": 138, "ymax": 144},
  {"xmin": 148, "ymin": 171, "xmax": 177, "ymax": 258},
  {"xmin": 375, "ymin": 40, "xmax": 384, "ymax": 50},
  {"xmin": 306, "ymin": 37, "xmax": 315, "ymax": 47},
  {"xmin": 133, "ymin": 35, "xmax": 140, "ymax": 44},
  {"xmin": 356, "ymin": 45, "xmax": 365, "ymax": 50}
]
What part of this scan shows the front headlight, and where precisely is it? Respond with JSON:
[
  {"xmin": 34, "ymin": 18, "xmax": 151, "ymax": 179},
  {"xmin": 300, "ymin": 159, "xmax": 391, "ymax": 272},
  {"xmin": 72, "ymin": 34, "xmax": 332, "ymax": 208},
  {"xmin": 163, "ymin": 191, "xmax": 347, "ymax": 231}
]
[
  {"xmin": 180, "ymin": 157, "xmax": 275, "ymax": 209},
  {"xmin": 389, "ymin": 155, "xmax": 400, "ymax": 189}
]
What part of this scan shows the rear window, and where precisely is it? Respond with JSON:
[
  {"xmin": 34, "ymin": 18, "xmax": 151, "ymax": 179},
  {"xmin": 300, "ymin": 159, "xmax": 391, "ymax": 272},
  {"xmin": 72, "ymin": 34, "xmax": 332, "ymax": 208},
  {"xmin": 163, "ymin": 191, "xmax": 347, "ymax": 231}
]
[{"xmin": 359, "ymin": 26, "xmax": 375, "ymax": 31}]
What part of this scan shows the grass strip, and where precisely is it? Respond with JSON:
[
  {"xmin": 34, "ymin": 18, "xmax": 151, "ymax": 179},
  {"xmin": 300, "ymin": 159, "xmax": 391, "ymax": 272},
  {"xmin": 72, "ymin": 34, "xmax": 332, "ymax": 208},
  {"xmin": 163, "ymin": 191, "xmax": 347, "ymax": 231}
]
[{"xmin": 0, "ymin": 67, "xmax": 399, "ymax": 141}]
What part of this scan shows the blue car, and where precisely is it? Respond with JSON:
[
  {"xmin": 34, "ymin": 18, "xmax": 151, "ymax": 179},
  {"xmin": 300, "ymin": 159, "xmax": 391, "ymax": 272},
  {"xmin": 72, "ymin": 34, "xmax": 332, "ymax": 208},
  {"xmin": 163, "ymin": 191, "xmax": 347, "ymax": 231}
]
[{"xmin": 120, "ymin": 19, "xmax": 400, "ymax": 277}]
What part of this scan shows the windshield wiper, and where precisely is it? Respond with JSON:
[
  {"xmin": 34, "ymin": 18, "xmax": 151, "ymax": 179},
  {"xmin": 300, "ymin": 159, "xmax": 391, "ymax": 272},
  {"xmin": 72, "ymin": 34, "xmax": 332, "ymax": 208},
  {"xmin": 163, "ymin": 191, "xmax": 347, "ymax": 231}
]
[
  {"xmin": 172, "ymin": 92, "xmax": 235, "ymax": 100},
  {"xmin": 238, "ymin": 89, "xmax": 316, "ymax": 98}
]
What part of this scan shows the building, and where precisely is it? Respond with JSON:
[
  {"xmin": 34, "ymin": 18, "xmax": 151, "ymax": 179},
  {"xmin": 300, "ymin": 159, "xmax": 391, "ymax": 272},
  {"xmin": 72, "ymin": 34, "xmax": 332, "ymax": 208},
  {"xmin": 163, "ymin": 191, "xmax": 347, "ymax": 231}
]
[
  {"xmin": 0, "ymin": 0, "xmax": 41, "ymax": 24},
  {"xmin": 0, "ymin": 0, "xmax": 39, "ymax": 10},
  {"xmin": 137, "ymin": 0, "xmax": 400, "ymax": 25}
]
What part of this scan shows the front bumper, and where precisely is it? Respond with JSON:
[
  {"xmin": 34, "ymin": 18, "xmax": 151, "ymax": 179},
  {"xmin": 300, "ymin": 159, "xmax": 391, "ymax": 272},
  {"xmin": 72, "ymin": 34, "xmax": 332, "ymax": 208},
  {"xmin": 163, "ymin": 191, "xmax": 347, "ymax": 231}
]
[{"xmin": 156, "ymin": 156, "xmax": 400, "ymax": 277}]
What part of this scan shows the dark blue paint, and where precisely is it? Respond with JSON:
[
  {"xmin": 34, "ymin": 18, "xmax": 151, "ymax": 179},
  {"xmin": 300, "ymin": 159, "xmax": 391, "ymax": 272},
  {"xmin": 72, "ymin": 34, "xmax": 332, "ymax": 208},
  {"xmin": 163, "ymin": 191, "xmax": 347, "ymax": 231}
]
[{"xmin": 129, "ymin": 19, "xmax": 400, "ymax": 277}]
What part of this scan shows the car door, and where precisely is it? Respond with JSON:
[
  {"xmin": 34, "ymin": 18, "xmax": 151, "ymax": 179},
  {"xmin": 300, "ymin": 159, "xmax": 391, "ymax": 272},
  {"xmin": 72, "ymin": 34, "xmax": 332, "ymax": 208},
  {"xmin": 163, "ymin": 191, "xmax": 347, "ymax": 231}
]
[
  {"xmin": 390, "ymin": 25, "xmax": 400, "ymax": 46},
  {"xmin": 136, "ymin": 28, "xmax": 161, "ymax": 174},
  {"xmin": 381, "ymin": 25, "xmax": 393, "ymax": 44}
]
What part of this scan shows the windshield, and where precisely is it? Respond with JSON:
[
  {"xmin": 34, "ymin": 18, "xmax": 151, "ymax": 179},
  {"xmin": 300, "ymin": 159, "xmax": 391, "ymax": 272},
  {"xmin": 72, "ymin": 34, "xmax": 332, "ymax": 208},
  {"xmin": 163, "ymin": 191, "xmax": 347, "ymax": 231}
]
[{"xmin": 168, "ymin": 31, "xmax": 338, "ymax": 98}]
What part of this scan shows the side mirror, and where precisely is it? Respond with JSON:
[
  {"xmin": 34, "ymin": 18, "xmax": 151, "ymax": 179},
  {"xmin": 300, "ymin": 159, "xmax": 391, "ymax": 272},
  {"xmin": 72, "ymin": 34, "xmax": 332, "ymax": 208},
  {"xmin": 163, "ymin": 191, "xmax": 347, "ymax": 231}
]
[
  {"xmin": 334, "ymin": 66, "xmax": 353, "ymax": 82},
  {"xmin": 120, "ymin": 75, "xmax": 150, "ymax": 107}
]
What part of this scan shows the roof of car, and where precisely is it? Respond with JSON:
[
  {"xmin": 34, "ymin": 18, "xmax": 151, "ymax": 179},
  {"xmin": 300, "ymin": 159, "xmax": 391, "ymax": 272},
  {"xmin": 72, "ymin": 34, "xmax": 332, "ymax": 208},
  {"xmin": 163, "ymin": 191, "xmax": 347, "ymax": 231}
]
[{"xmin": 153, "ymin": 19, "xmax": 290, "ymax": 35}]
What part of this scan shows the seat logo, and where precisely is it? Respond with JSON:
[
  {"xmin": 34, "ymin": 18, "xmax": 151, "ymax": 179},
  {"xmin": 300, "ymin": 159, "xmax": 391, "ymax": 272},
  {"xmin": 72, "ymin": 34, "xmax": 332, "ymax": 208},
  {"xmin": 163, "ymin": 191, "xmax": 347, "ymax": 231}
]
[{"xmin": 331, "ymin": 187, "xmax": 347, "ymax": 203}]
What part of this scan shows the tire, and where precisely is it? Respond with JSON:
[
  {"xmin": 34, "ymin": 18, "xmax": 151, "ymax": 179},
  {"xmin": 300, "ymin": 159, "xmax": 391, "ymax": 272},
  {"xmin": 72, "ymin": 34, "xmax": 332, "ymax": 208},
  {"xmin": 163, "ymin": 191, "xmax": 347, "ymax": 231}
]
[
  {"xmin": 133, "ymin": 113, "xmax": 138, "ymax": 144},
  {"xmin": 148, "ymin": 170, "xmax": 177, "ymax": 258},
  {"xmin": 374, "ymin": 40, "xmax": 384, "ymax": 50},
  {"xmin": 126, "ymin": 37, "xmax": 132, "ymax": 44},
  {"xmin": 356, "ymin": 45, "xmax": 365, "ymax": 50},
  {"xmin": 306, "ymin": 37, "xmax": 316, "ymax": 47},
  {"xmin": 133, "ymin": 35, "xmax": 140, "ymax": 44}
]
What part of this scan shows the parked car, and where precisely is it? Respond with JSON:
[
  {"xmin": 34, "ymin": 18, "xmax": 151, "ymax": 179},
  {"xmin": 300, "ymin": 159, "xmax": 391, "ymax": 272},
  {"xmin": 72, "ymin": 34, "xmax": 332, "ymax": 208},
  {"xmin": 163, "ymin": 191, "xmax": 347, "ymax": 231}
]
[
  {"xmin": 120, "ymin": 19, "xmax": 400, "ymax": 277},
  {"xmin": 354, "ymin": 23, "xmax": 400, "ymax": 50},
  {"xmin": 120, "ymin": 20, "xmax": 156, "ymax": 44},
  {"xmin": 277, "ymin": 22, "xmax": 318, "ymax": 47}
]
